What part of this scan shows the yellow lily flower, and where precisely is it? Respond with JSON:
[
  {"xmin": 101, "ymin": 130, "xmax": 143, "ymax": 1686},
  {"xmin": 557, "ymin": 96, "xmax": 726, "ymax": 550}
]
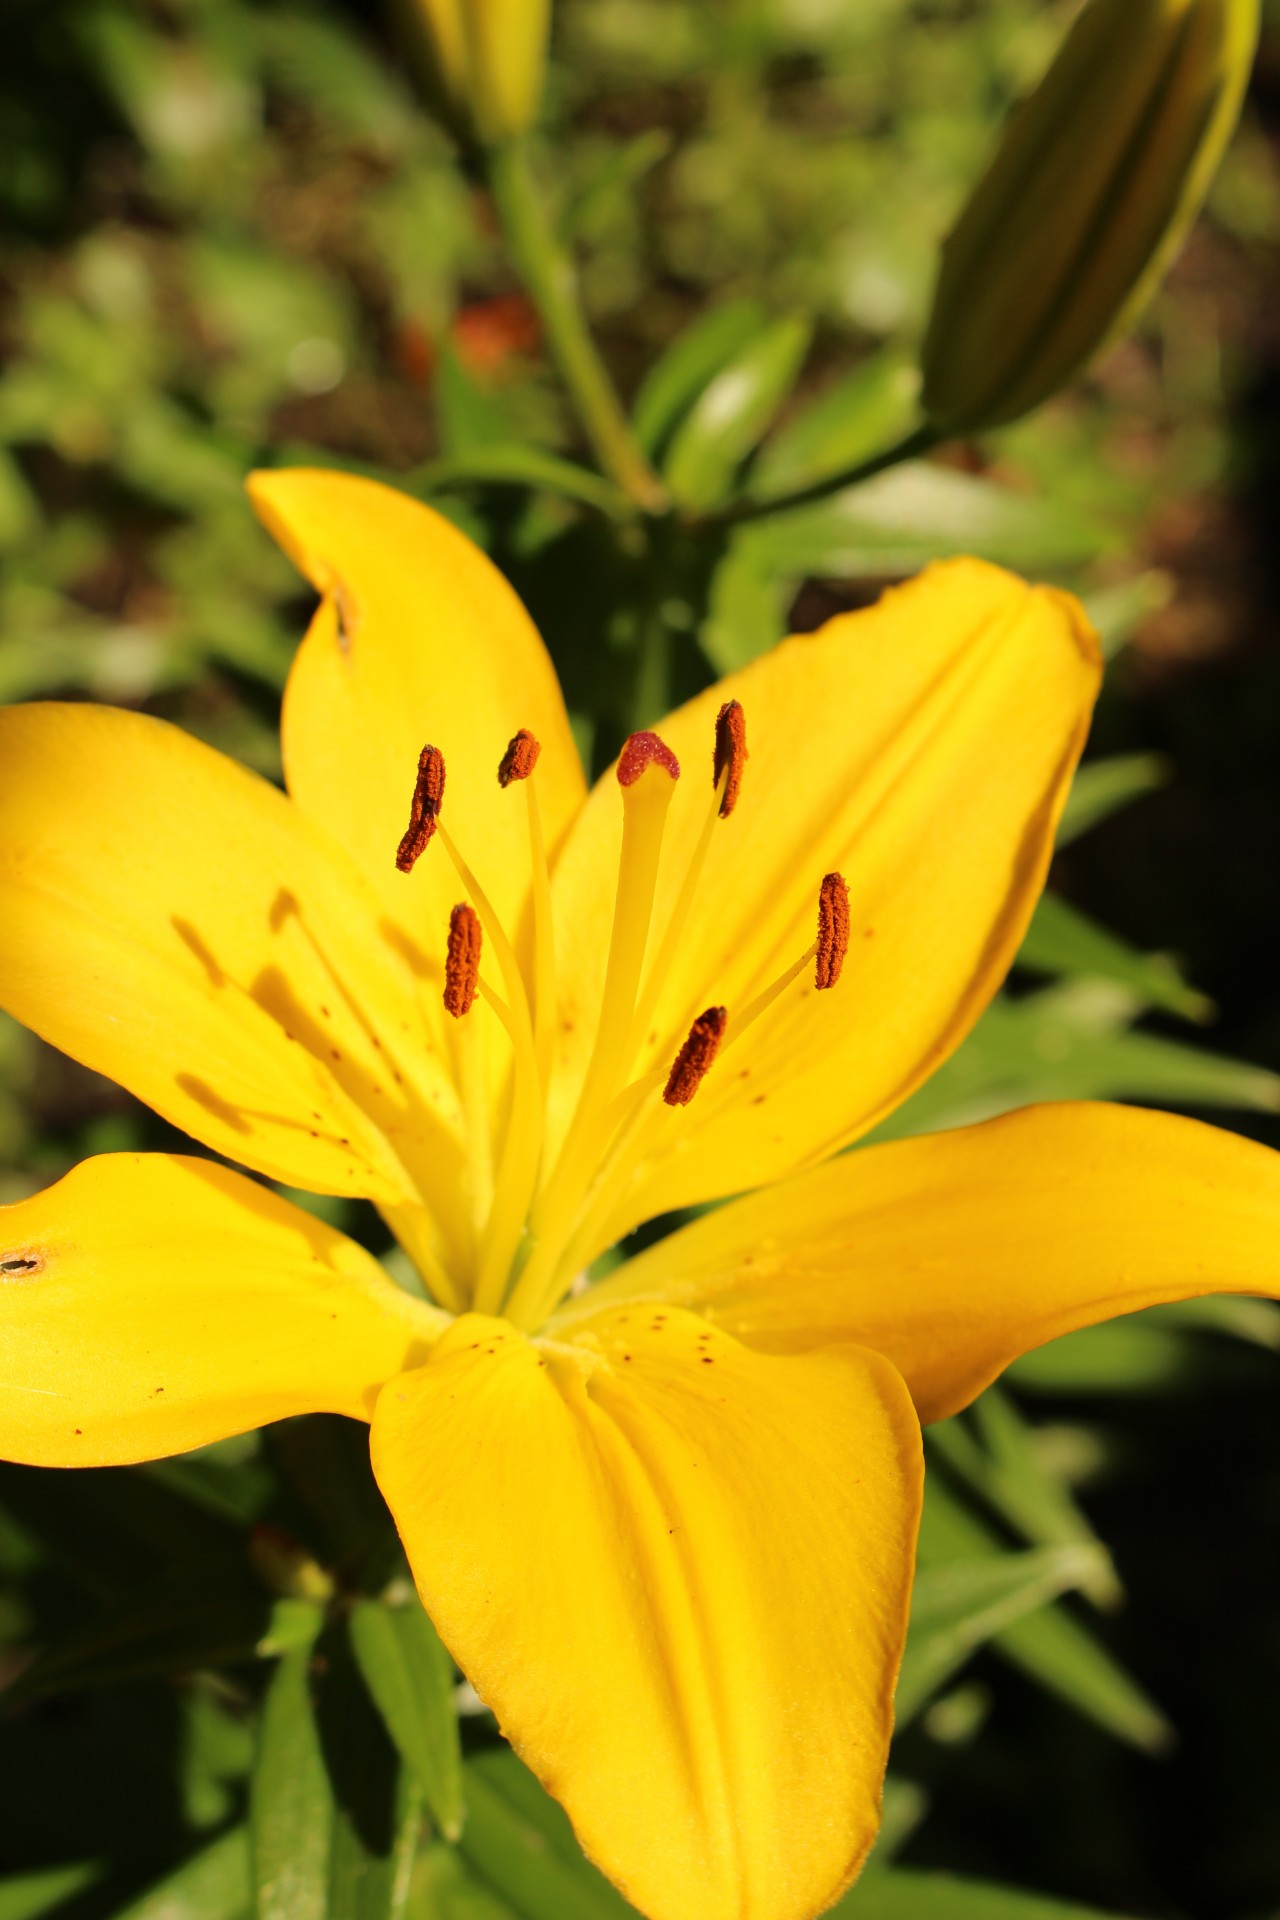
[{"xmin": 2, "ymin": 469, "xmax": 1279, "ymax": 1920}]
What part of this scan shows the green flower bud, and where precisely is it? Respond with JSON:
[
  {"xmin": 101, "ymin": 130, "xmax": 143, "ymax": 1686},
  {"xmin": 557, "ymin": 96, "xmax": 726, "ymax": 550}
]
[
  {"xmin": 410, "ymin": 0, "xmax": 550, "ymax": 143},
  {"xmin": 921, "ymin": 0, "xmax": 1259, "ymax": 433}
]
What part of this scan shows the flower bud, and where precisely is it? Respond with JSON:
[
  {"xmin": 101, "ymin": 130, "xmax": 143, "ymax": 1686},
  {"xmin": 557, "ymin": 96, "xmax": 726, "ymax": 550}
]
[
  {"xmin": 921, "ymin": 0, "xmax": 1259, "ymax": 433},
  {"xmin": 409, "ymin": 0, "xmax": 550, "ymax": 143}
]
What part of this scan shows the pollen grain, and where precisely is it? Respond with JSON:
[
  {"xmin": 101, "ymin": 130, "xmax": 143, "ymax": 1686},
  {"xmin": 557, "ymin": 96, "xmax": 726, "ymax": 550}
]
[
  {"xmin": 816, "ymin": 872, "xmax": 851, "ymax": 991},
  {"xmin": 498, "ymin": 728, "xmax": 542, "ymax": 787},
  {"xmin": 443, "ymin": 903, "xmax": 482, "ymax": 1018},
  {"xmin": 396, "ymin": 745, "xmax": 446, "ymax": 872}
]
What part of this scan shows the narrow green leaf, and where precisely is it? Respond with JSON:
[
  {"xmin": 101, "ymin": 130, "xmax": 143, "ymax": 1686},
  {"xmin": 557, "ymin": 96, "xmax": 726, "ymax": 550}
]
[
  {"xmin": 896, "ymin": 1544, "xmax": 1102, "ymax": 1723},
  {"xmin": 631, "ymin": 297, "xmax": 766, "ymax": 457},
  {"xmin": 0, "ymin": 1863, "xmax": 99, "ymax": 1920},
  {"xmin": 1008, "ymin": 1318, "xmax": 1222, "ymax": 1394},
  {"xmin": 1080, "ymin": 570, "xmax": 1174, "ymax": 660},
  {"xmin": 418, "ymin": 447, "xmax": 629, "ymax": 519},
  {"xmin": 414, "ymin": 1844, "xmax": 517, "ymax": 1919},
  {"xmin": 349, "ymin": 1596, "xmax": 464, "ymax": 1842},
  {"xmin": 751, "ymin": 350, "xmax": 922, "ymax": 496},
  {"xmin": 6, "ymin": 1572, "xmax": 272, "ymax": 1704},
  {"xmin": 742, "ymin": 462, "xmax": 1114, "ymax": 578},
  {"xmin": 1057, "ymin": 753, "xmax": 1171, "ymax": 845},
  {"xmin": 114, "ymin": 1829, "xmax": 250, "ymax": 1920},
  {"xmin": 251, "ymin": 1636, "xmax": 333, "ymax": 1920},
  {"xmin": 663, "ymin": 314, "xmax": 813, "ymax": 511},
  {"xmin": 1146, "ymin": 1293, "xmax": 1280, "ymax": 1349},
  {"xmin": 459, "ymin": 1750, "xmax": 635, "ymax": 1920},
  {"xmin": 928, "ymin": 1395, "xmax": 1121, "ymax": 1608},
  {"xmin": 918, "ymin": 1477, "xmax": 1171, "ymax": 1752},
  {"xmin": 1017, "ymin": 891, "xmax": 1211, "ymax": 1021},
  {"xmin": 836, "ymin": 1867, "xmax": 1143, "ymax": 1918},
  {"xmin": 872, "ymin": 981, "xmax": 1280, "ymax": 1144},
  {"xmin": 700, "ymin": 535, "xmax": 790, "ymax": 674}
]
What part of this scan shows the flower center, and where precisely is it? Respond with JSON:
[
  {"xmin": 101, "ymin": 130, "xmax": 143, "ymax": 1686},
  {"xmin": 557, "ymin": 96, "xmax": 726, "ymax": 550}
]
[{"xmin": 395, "ymin": 700, "xmax": 848, "ymax": 1329}]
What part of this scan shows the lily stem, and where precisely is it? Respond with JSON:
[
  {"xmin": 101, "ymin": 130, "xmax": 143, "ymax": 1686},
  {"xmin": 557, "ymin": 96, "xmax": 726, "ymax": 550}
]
[
  {"xmin": 486, "ymin": 138, "xmax": 668, "ymax": 514},
  {"xmin": 698, "ymin": 421, "xmax": 940, "ymax": 528}
]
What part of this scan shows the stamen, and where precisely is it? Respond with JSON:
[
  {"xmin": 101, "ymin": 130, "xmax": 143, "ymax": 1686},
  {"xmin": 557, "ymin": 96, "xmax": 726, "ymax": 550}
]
[
  {"xmin": 443, "ymin": 904, "xmax": 482, "ymax": 1018},
  {"xmin": 396, "ymin": 745, "xmax": 446, "ymax": 872},
  {"xmin": 712, "ymin": 700, "xmax": 747, "ymax": 817},
  {"xmin": 816, "ymin": 872, "xmax": 850, "ymax": 990},
  {"xmin": 663, "ymin": 1007, "xmax": 727, "ymax": 1107},
  {"xmin": 497, "ymin": 729, "xmax": 556, "ymax": 1086},
  {"xmin": 498, "ymin": 728, "xmax": 541, "ymax": 786}
]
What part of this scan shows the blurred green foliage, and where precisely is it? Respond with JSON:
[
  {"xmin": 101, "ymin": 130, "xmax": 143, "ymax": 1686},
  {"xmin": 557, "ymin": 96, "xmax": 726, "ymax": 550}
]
[{"xmin": 2, "ymin": 2, "xmax": 1280, "ymax": 1918}]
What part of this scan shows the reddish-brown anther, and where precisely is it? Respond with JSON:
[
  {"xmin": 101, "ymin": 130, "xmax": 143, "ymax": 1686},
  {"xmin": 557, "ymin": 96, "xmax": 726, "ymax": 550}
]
[
  {"xmin": 396, "ymin": 745, "xmax": 446, "ymax": 872},
  {"xmin": 663, "ymin": 1006, "xmax": 728, "ymax": 1107},
  {"xmin": 443, "ymin": 904, "xmax": 482, "ymax": 1018},
  {"xmin": 712, "ymin": 700, "xmax": 747, "ymax": 817},
  {"xmin": 617, "ymin": 731, "xmax": 681, "ymax": 788},
  {"xmin": 816, "ymin": 872, "xmax": 851, "ymax": 991},
  {"xmin": 498, "ymin": 728, "xmax": 542, "ymax": 787}
]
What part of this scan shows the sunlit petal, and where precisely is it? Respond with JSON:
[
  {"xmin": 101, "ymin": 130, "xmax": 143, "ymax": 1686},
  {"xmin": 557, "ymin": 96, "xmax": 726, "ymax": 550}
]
[
  {"xmin": 564, "ymin": 1103, "xmax": 1280, "ymax": 1423},
  {"xmin": 249, "ymin": 469, "xmax": 587, "ymax": 1000},
  {"xmin": 0, "ymin": 702, "xmax": 470, "ymax": 1254},
  {"xmin": 548, "ymin": 559, "xmax": 1100, "ymax": 1251},
  {"xmin": 371, "ymin": 1306, "xmax": 921, "ymax": 1920},
  {"xmin": 0, "ymin": 1154, "xmax": 445, "ymax": 1467}
]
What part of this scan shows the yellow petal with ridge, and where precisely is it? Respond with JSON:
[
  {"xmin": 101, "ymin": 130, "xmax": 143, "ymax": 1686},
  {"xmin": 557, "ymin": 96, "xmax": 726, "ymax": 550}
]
[
  {"xmin": 547, "ymin": 559, "xmax": 1099, "ymax": 1257},
  {"xmin": 249, "ymin": 469, "xmax": 586, "ymax": 1023},
  {"xmin": 0, "ymin": 1154, "xmax": 445, "ymax": 1467},
  {"xmin": 561, "ymin": 1103, "xmax": 1280, "ymax": 1424},
  {"xmin": 0, "ymin": 702, "xmax": 469, "ymax": 1251},
  {"xmin": 371, "ymin": 1306, "xmax": 921, "ymax": 1920}
]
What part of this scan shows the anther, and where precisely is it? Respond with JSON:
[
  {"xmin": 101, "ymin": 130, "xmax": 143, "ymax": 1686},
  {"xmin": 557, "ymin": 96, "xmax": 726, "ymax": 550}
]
[
  {"xmin": 618, "ymin": 731, "xmax": 680, "ymax": 787},
  {"xmin": 443, "ymin": 904, "xmax": 482, "ymax": 1018},
  {"xmin": 713, "ymin": 700, "xmax": 747, "ymax": 817},
  {"xmin": 663, "ymin": 1006, "xmax": 727, "ymax": 1107},
  {"xmin": 498, "ymin": 728, "xmax": 541, "ymax": 787},
  {"xmin": 816, "ymin": 872, "xmax": 851, "ymax": 990},
  {"xmin": 396, "ymin": 745, "xmax": 446, "ymax": 872}
]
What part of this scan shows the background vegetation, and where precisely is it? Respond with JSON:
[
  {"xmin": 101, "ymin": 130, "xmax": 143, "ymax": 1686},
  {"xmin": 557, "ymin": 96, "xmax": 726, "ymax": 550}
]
[{"xmin": 1, "ymin": 2, "xmax": 1279, "ymax": 1916}]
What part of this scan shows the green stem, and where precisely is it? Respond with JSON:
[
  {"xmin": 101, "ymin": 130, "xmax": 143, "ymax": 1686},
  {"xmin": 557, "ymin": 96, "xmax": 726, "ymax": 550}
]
[
  {"xmin": 486, "ymin": 139, "xmax": 667, "ymax": 513},
  {"xmin": 701, "ymin": 421, "xmax": 940, "ymax": 527}
]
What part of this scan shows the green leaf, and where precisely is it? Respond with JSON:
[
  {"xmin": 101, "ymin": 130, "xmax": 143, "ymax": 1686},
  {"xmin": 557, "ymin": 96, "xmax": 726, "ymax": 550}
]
[
  {"xmin": 741, "ymin": 462, "xmax": 1114, "ymax": 578},
  {"xmin": 417, "ymin": 447, "xmax": 629, "ymax": 519},
  {"xmin": 631, "ymin": 298, "xmax": 766, "ymax": 457},
  {"xmin": 251, "ymin": 1634, "xmax": 333, "ymax": 1920},
  {"xmin": 413, "ymin": 1844, "xmax": 517, "ymax": 1919},
  {"xmin": 113, "ymin": 1829, "xmax": 250, "ymax": 1920},
  {"xmin": 1057, "ymin": 753, "xmax": 1171, "ymax": 846},
  {"xmin": 663, "ymin": 314, "xmax": 813, "ymax": 511},
  {"xmin": 349, "ymin": 1596, "xmax": 464, "ymax": 1842},
  {"xmin": 1080, "ymin": 570, "xmax": 1174, "ymax": 660},
  {"xmin": 928, "ymin": 1394, "xmax": 1121, "ymax": 1608},
  {"xmin": 751, "ymin": 350, "xmax": 923, "ymax": 496},
  {"xmin": 700, "ymin": 536, "xmax": 791, "ymax": 674},
  {"xmin": 6, "ymin": 1570, "xmax": 272, "ymax": 1704},
  {"xmin": 1008, "ymin": 1318, "xmax": 1232, "ymax": 1394},
  {"xmin": 835, "ymin": 1867, "xmax": 1143, "ymax": 1918},
  {"xmin": 872, "ymin": 981, "xmax": 1280, "ymax": 1144},
  {"xmin": 0, "ymin": 1863, "xmax": 99, "ymax": 1920},
  {"xmin": 1017, "ymin": 892, "xmax": 1211, "ymax": 1021},
  {"xmin": 896, "ymin": 1544, "xmax": 1102, "ymax": 1723},
  {"xmin": 459, "ymin": 1750, "xmax": 635, "ymax": 1920}
]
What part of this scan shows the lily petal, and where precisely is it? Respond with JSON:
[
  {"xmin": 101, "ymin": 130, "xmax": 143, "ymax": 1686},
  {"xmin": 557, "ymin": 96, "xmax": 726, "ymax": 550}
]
[
  {"xmin": 249, "ymin": 470, "xmax": 587, "ymax": 987},
  {"xmin": 371, "ymin": 1306, "xmax": 921, "ymax": 1920},
  {"xmin": 0, "ymin": 703, "xmax": 469, "ymax": 1230},
  {"xmin": 563, "ymin": 1103, "xmax": 1280, "ymax": 1424},
  {"xmin": 0, "ymin": 1154, "xmax": 445, "ymax": 1467},
  {"xmin": 549, "ymin": 560, "xmax": 1099, "ymax": 1247}
]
